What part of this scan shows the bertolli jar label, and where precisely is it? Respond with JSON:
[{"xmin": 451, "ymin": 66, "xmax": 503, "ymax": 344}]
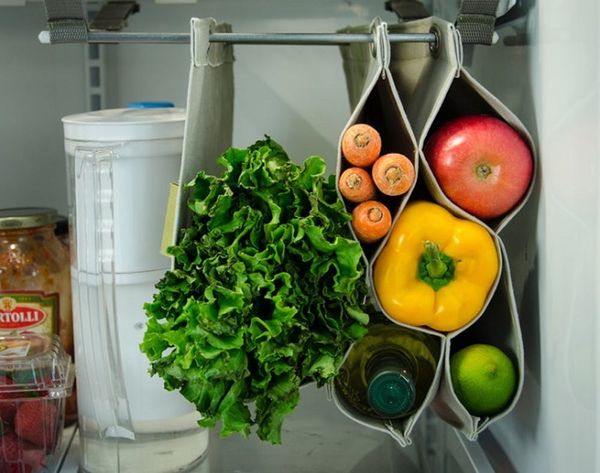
[{"xmin": 0, "ymin": 293, "xmax": 59, "ymax": 335}]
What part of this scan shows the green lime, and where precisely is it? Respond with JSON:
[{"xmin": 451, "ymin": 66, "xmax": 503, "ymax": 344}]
[{"xmin": 450, "ymin": 344, "xmax": 517, "ymax": 416}]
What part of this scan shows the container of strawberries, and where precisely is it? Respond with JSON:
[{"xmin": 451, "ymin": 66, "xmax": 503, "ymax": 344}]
[{"xmin": 0, "ymin": 333, "xmax": 74, "ymax": 472}]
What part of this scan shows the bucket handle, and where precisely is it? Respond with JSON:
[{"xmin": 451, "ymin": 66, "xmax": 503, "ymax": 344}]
[{"xmin": 73, "ymin": 146, "xmax": 135, "ymax": 440}]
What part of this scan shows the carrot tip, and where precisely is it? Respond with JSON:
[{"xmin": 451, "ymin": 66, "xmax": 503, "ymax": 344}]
[
  {"xmin": 353, "ymin": 133, "xmax": 372, "ymax": 149},
  {"xmin": 372, "ymin": 153, "xmax": 415, "ymax": 196},
  {"xmin": 351, "ymin": 200, "xmax": 392, "ymax": 244},
  {"xmin": 339, "ymin": 167, "xmax": 377, "ymax": 203},
  {"xmin": 341, "ymin": 124, "xmax": 382, "ymax": 168},
  {"xmin": 367, "ymin": 207, "xmax": 384, "ymax": 223},
  {"xmin": 345, "ymin": 172, "xmax": 364, "ymax": 189}
]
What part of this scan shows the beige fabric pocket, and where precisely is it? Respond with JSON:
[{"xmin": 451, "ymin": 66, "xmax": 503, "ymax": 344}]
[
  {"xmin": 167, "ymin": 18, "xmax": 234, "ymax": 267},
  {"xmin": 332, "ymin": 19, "xmax": 445, "ymax": 447},
  {"xmin": 433, "ymin": 239, "xmax": 525, "ymax": 439}
]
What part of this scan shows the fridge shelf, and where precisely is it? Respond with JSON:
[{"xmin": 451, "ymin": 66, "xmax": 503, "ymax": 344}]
[{"xmin": 51, "ymin": 385, "xmax": 504, "ymax": 473}]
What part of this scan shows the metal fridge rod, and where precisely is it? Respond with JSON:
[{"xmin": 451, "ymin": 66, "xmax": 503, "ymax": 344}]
[{"xmin": 37, "ymin": 30, "xmax": 438, "ymax": 46}]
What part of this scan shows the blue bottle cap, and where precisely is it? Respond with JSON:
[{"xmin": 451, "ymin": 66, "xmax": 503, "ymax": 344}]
[
  {"xmin": 367, "ymin": 370, "xmax": 416, "ymax": 418},
  {"xmin": 127, "ymin": 101, "xmax": 175, "ymax": 109}
]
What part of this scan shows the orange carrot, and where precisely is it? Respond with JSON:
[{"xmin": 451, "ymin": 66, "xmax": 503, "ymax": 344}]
[
  {"xmin": 372, "ymin": 153, "xmax": 415, "ymax": 196},
  {"xmin": 338, "ymin": 167, "xmax": 377, "ymax": 203},
  {"xmin": 351, "ymin": 200, "xmax": 392, "ymax": 244},
  {"xmin": 341, "ymin": 124, "xmax": 382, "ymax": 167}
]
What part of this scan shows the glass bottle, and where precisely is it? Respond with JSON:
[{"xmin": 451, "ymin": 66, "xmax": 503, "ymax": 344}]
[{"xmin": 335, "ymin": 323, "xmax": 441, "ymax": 419}]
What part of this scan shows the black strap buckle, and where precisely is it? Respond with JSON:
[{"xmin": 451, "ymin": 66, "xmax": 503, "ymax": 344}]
[{"xmin": 456, "ymin": 0, "xmax": 500, "ymax": 45}]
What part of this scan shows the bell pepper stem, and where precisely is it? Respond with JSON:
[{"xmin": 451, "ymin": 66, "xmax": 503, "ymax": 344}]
[
  {"xmin": 418, "ymin": 241, "xmax": 456, "ymax": 291},
  {"xmin": 423, "ymin": 241, "xmax": 447, "ymax": 278}
]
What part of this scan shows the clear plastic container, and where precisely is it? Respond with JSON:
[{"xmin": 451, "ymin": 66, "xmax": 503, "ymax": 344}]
[{"xmin": 0, "ymin": 333, "xmax": 74, "ymax": 472}]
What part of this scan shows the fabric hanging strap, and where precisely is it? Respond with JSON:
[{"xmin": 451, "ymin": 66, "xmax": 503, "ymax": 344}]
[
  {"xmin": 89, "ymin": 1, "xmax": 140, "ymax": 31},
  {"xmin": 385, "ymin": 0, "xmax": 430, "ymax": 21},
  {"xmin": 456, "ymin": 0, "xmax": 499, "ymax": 45},
  {"xmin": 43, "ymin": 0, "xmax": 88, "ymax": 43}
]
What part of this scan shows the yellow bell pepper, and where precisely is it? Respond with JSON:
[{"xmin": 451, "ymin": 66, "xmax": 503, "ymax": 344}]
[{"xmin": 373, "ymin": 201, "xmax": 499, "ymax": 332}]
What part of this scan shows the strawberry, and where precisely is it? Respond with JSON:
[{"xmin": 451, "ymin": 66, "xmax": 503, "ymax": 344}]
[
  {"xmin": 6, "ymin": 462, "xmax": 35, "ymax": 473},
  {"xmin": 1, "ymin": 431, "xmax": 21, "ymax": 463},
  {"xmin": 0, "ymin": 400, "xmax": 17, "ymax": 424},
  {"xmin": 0, "ymin": 375, "xmax": 18, "ymax": 424},
  {"xmin": 21, "ymin": 446, "xmax": 46, "ymax": 471},
  {"xmin": 14, "ymin": 400, "xmax": 58, "ymax": 449},
  {"xmin": 0, "ymin": 432, "xmax": 46, "ymax": 471},
  {"xmin": 0, "ymin": 374, "xmax": 13, "ymax": 387}
]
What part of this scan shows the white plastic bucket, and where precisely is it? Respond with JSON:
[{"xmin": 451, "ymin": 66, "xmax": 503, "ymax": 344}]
[{"xmin": 63, "ymin": 108, "xmax": 184, "ymax": 274}]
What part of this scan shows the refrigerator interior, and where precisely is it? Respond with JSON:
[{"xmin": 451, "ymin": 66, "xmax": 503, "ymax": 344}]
[
  {"xmin": 1, "ymin": 0, "xmax": 599, "ymax": 472},
  {"xmin": 53, "ymin": 385, "xmax": 501, "ymax": 473}
]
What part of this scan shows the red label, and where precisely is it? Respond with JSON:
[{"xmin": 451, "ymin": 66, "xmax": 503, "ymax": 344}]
[
  {"xmin": 0, "ymin": 295, "xmax": 57, "ymax": 336},
  {"xmin": 0, "ymin": 306, "xmax": 46, "ymax": 329}
]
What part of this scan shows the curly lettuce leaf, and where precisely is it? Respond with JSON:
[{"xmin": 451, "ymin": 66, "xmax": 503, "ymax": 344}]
[{"xmin": 141, "ymin": 137, "xmax": 370, "ymax": 444}]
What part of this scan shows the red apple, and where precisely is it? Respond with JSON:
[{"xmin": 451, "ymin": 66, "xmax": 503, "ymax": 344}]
[{"xmin": 425, "ymin": 115, "xmax": 533, "ymax": 220}]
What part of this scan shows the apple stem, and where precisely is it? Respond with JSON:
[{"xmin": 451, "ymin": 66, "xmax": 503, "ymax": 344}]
[{"xmin": 476, "ymin": 163, "xmax": 492, "ymax": 179}]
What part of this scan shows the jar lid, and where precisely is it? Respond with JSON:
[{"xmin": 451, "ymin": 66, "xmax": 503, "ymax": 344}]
[
  {"xmin": 0, "ymin": 208, "xmax": 58, "ymax": 230},
  {"xmin": 367, "ymin": 370, "xmax": 416, "ymax": 418},
  {"xmin": 62, "ymin": 107, "xmax": 185, "ymax": 142},
  {"xmin": 127, "ymin": 101, "xmax": 175, "ymax": 109}
]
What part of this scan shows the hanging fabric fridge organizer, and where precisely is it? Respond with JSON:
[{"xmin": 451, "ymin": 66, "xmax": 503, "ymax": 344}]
[
  {"xmin": 168, "ymin": 17, "xmax": 235, "ymax": 253},
  {"xmin": 336, "ymin": 16, "xmax": 537, "ymax": 442}
]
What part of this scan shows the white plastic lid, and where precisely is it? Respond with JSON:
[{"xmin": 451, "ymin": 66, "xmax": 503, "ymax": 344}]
[{"xmin": 62, "ymin": 108, "xmax": 185, "ymax": 142}]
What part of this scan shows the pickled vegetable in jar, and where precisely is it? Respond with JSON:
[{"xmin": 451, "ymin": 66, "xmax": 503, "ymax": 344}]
[{"xmin": 0, "ymin": 208, "xmax": 72, "ymax": 359}]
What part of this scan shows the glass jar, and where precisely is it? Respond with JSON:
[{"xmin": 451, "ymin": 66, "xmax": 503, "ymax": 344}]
[{"xmin": 0, "ymin": 208, "xmax": 76, "ymax": 424}]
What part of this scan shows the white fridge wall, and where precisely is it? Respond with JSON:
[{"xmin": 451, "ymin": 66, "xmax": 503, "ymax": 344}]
[
  {"xmin": 0, "ymin": 5, "xmax": 85, "ymax": 215},
  {"xmin": 456, "ymin": 1, "xmax": 599, "ymax": 472}
]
